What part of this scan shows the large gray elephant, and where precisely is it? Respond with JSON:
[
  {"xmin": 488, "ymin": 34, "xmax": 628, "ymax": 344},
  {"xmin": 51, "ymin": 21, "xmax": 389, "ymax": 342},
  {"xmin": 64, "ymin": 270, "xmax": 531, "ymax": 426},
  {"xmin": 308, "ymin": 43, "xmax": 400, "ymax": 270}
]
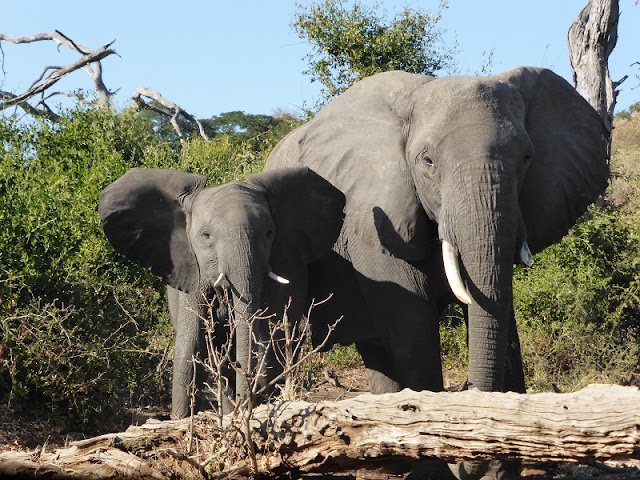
[
  {"xmin": 263, "ymin": 66, "xmax": 609, "ymax": 478},
  {"xmin": 99, "ymin": 167, "xmax": 345, "ymax": 418}
]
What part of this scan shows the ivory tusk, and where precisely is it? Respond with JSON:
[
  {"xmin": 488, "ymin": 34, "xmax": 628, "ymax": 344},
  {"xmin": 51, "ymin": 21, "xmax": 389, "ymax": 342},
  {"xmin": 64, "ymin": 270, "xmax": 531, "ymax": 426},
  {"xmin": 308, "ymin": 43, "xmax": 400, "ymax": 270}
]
[
  {"xmin": 268, "ymin": 270, "xmax": 290, "ymax": 285},
  {"xmin": 442, "ymin": 241, "xmax": 473, "ymax": 305},
  {"xmin": 520, "ymin": 241, "xmax": 533, "ymax": 267},
  {"xmin": 213, "ymin": 272, "xmax": 227, "ymax": 288}
]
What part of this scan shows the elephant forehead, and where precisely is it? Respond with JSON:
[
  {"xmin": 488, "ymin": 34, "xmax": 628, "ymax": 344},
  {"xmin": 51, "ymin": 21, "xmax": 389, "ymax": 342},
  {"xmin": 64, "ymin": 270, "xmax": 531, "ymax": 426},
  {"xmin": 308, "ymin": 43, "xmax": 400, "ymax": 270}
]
[
  {"xmin": 418, "ymin": 75, "xmax": 525, "ymax": 117},
  {"xmin": 195, "ymin": 183, "xmax": 269, "ymax": 220}
]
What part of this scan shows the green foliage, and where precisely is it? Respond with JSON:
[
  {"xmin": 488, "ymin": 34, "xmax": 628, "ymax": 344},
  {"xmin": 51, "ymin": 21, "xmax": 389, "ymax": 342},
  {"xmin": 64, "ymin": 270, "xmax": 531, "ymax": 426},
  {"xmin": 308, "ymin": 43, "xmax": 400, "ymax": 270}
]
[
  {"xmin": 439, "ymin": 305, "xmax": 468, "ymax": 384},
  {"xmin": 0, "ymin": 107, "xmax": 176, "ymax": 428},
  {"xmin": 513, "ymin": 206, "xmax": 640, "ymax": 392},
  {"xmin": 614, "ymin": 101, "xmax": 640, "ymax": 121},
  {"xmin": 293, "ymin": 0, "xmax": 455, "ymax": 106},
  {"xmin": 200, "ymin": 111, "xmax": 299, "ymax": 139},
  {"xmin": 321, "ymin": 343, "xmax": 362, "ymax": 369},
  {"xmin": 0, "ymin": 104, "xmax": 291, "ymax": 429},
  {"xmin": 137, "ymin": 107, "xmax": 300, "ymax": 147}
]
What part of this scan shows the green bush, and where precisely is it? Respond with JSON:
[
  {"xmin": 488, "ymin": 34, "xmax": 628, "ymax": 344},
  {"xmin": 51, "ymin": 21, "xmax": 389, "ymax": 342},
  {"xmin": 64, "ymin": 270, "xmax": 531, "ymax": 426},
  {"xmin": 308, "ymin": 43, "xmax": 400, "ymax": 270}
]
[
  {"xmin": 439, "ymin": 305, "xmax": 468, "ymax": 386},
  {"xmin": 0, "ymin": 105, "xmax": 292, "ymax": 429},
  {"xmin": 514, "ymin": 207, "xmax": 640, "ymax": 391},
  {"xmin": 0, "ymin": 107, "xmax": 173, "ymax": 428}
]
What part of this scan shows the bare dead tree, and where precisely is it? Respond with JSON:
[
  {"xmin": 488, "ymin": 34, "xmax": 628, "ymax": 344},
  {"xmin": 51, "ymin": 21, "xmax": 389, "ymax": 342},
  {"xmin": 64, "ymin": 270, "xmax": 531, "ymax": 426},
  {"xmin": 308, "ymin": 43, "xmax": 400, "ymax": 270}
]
[
  {"xmin": 132, "ymin": 87, "xmax": 211, "ymax": 142},
  {"xmin": 1, "ymin": 31, "xmax": 207, "ymax": 142},
  {"xmin": 568, "ymin": 0, "xmax": 627, "ymax": 133},
  {"xmin": 0, "ymin": 31, "xmax": 118, "ymax": 120}
]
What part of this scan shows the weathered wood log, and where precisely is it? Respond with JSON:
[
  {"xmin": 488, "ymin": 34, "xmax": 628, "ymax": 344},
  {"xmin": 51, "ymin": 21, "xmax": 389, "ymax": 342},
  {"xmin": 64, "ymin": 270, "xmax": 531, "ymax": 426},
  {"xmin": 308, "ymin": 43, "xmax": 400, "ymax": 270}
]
[{"xmin": 1, "ymin": 384, "xmax": 639, "ymax": 479}]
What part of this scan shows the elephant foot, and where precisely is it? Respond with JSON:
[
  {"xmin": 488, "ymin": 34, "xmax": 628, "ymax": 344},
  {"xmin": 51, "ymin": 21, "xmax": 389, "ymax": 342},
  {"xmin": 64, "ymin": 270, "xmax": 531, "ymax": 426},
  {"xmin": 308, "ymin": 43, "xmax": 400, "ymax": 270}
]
[{"xmin": 449, "ymin": 460, "xmax": 521, "ymax": 480}]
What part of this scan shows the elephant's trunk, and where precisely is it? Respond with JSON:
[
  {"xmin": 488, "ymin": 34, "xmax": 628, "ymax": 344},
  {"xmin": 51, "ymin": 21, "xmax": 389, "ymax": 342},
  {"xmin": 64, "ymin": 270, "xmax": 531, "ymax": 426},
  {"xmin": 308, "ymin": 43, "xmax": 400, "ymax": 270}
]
[
  {"xmin": 443, "ymin": 160, "xmax": 519, "ymax": 393},
  {"xmin": 222, "ymin": 234, "xmax": 273, "ymax": 404},
  {"xmin": 229, "ymin": 276, "xmax": 263, "ymax": 403},
  {"xmin": 462, "ymin": 216, "xmax": 516, "ymax": 392},
  {"xmin": 442, "ymin": 161, "xmax": 520, "ymax": 480}
]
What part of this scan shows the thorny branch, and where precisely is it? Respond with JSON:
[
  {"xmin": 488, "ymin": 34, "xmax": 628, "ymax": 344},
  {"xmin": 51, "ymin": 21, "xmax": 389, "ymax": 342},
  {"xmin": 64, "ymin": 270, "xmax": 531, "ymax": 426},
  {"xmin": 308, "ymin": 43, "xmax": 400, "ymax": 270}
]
[
  {"xmin": 0, "ymin": 31, "xmax": 118, "ymax": 119},
  {"xmin": 186, "ymin": 287, "xmax": 342, "ymax": 478}
]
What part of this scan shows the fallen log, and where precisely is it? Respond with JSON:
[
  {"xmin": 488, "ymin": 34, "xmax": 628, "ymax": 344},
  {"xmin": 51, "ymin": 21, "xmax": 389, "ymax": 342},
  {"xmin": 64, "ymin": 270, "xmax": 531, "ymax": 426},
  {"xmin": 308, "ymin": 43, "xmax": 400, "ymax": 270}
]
[{"xmin": 1, "ymin": 384, "xmax": 639, "ymax": 479}]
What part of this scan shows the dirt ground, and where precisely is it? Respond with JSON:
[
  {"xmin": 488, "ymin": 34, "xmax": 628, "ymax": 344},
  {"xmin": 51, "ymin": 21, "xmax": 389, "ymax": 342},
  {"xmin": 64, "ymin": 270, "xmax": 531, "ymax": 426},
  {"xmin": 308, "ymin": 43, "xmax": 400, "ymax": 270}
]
[{"xmin": 1, "ymin": 365, "xmax": 640, "ymax": 479}]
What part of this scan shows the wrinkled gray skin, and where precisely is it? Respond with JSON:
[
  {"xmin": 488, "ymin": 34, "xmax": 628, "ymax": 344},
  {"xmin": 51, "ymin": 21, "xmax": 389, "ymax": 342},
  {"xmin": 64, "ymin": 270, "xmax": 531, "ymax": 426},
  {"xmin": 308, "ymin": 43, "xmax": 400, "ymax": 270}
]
[
  {"xmin": 99, "ymin": 167, "xmax": 345, "ymax": 419},
  {"xmin": 264, "ymin": 67, "xmax": 609, "ymax": 479}
]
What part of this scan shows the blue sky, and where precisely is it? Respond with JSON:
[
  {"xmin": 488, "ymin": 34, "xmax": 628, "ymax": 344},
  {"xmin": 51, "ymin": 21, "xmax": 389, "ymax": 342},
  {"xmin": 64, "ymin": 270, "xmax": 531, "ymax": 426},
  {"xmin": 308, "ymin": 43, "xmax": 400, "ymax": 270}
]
[{"xmin": 2, "ymin": 1, "xmax": 639, "ymax": 119}]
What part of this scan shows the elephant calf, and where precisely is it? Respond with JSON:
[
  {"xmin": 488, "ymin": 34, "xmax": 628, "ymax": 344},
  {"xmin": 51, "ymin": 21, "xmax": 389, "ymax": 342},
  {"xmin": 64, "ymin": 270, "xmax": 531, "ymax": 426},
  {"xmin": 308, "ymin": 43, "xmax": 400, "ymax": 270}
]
[{"xmin": 100, "ymin": 166, "xmax": 345, "ymax": 418}]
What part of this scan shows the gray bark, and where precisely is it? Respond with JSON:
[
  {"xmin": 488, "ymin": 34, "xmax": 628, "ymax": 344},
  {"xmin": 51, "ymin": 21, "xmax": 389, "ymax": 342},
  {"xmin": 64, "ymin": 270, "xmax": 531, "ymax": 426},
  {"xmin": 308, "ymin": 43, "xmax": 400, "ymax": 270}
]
[
  {"xmin": 568, "ymin": 0, "xmax": 625, "ymax": 133},
  {"xmin": 132, "ymin": 87, "xmax": 211, "ymax": 142},
  {"xmin": 1, "ymin": 384, "xmax": 639, "ymax": 479}
]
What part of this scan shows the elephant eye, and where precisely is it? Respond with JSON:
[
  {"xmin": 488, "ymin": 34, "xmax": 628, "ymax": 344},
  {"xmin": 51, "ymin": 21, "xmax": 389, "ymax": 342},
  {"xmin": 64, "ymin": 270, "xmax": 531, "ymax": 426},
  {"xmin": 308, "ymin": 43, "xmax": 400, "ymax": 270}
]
[
  {"xmin": 419, "ymin": 150, "xmax": 435, "ymax": 167},
  {"xmin": 201, "ymin": 231, "xmax": 211, "ymax": 239}
]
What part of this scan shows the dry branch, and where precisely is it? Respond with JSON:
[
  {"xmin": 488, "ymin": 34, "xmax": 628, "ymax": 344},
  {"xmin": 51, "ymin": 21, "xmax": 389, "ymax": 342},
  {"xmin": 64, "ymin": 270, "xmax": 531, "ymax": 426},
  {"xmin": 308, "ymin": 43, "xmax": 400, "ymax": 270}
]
[
  {"xmin": 1, "ymin": 384, "xmax": 639, "ymax": 479},
  {"xmin": 132, "ymin": 87, "xmax": 211, "ymax": 142},
  {"xmin": 0, "ymin": 31, "xmax": 118, "ymax": 117}
]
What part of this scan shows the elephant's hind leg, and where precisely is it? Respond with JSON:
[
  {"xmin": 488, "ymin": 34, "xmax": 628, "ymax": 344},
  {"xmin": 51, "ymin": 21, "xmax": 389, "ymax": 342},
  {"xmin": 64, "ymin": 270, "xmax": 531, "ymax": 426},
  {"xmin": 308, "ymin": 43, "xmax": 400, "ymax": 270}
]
[{"xmin": 356, "ymin": 341, "xmax": 401, "ymax": 394}]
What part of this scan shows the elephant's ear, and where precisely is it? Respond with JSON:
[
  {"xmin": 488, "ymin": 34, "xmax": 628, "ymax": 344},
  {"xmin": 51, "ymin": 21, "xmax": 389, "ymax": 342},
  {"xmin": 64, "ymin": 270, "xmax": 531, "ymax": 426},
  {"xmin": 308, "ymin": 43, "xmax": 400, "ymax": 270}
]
[
  {"xmin": 246, "ymin": 167, "xmax": 345, "ymax": 263},
  {"xmin": 99, "ymin": 168, "xmax": 208, "ymax": 293},
  {"xmin": 501, "ymin": 67, "xmax": 610, "ymax": 254},
  {"xmin": 266, "ymin": 71, "xmax": 436, "ymax": 261}
]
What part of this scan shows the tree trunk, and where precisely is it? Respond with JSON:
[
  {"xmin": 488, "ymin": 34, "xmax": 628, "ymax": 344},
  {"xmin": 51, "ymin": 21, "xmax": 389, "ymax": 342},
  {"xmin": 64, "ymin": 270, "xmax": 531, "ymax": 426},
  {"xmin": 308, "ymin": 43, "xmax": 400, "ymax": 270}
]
[
  {"xmin": 567, "ymin": 0, "xmax": 623, "ymax": 133},
  {"xmin": 1, "ymin": 384, "xmax": 639, "ymax": 479}
]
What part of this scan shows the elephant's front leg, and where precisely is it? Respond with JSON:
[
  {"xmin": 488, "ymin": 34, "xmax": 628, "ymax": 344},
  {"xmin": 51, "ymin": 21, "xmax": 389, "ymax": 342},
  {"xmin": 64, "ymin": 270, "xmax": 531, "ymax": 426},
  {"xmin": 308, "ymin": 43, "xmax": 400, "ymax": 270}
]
[
  {"xmin": 504, "ymin": 305, "xmax": 525, "ymax": 394},
  {"xmin": 349, "ymin": 241, "xmax": 444, "ymax": 392},
  {"xmin": 170, "ymin": 289, "xmax": 206, "ymax": 419}
]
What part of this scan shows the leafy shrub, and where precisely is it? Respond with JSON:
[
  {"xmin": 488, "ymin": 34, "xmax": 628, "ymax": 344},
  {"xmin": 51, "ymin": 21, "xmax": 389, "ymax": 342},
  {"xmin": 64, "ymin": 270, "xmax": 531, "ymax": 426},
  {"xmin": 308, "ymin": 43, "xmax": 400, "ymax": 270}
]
[
  {"xmin": 293, "ymin": 0, "xmax": 455, "ymax": 105},
  {"xmin": 439, "ymin": 305, "xmax": 468, "ymax": 387},
  {"xmin": 514, "ymin": 206, "xmax": 640, "ymax": 392},
  {"xmin": 321, "ymin": 343, "xmax": 362, "ymax": 369},
  {"xmin": 0, "ymin": 107, "xmax": 174, "ymax": 428}
]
